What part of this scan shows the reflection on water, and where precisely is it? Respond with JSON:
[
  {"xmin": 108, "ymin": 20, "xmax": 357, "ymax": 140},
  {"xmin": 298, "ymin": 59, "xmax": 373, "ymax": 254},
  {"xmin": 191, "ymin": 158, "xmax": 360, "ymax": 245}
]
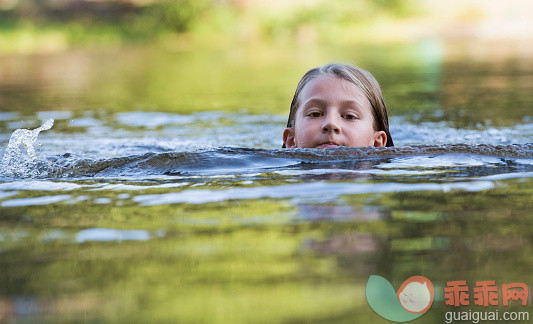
[{"xmin": 0, "ymin": 41, "xmax": 532, "ymax": 323}]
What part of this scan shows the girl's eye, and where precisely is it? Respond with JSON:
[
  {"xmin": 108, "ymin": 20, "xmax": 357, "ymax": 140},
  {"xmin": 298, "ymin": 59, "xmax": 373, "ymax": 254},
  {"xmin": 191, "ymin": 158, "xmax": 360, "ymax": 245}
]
[
  {"xmin": 307, "ymin": 112, "xmax": 322, "ymax": 117},
  {"xmin": 344, "ymin": 114, "xmax": 358, "ymax": 120}
]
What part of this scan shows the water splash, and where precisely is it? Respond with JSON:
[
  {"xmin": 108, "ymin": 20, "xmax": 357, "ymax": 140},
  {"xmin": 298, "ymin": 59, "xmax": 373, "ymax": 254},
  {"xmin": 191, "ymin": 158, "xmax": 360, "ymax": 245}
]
[{"xmin": 0, "ymin": 119, "xmax": 54, "ymax": 178}]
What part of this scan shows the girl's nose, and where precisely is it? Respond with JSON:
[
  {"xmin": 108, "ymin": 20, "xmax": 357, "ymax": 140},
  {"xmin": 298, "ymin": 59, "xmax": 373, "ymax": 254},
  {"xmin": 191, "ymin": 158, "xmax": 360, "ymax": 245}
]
[{"xmin": 322, "ymin": 115, "xmax": 341, "ymax": 134}]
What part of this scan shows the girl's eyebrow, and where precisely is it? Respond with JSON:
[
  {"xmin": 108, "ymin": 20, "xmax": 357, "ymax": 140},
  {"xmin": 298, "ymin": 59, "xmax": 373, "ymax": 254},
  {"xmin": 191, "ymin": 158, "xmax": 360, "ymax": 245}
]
[
  {"xmin": 302, "ymin": 98, "xmax": 327, "ymax": 108},
  {"xmin": 339, "ymin": 100, "xmax": 365, "ymax": 111},
  {"xmin": 303, "ymin": 98, "xmax": 365, "ymax": 111}
]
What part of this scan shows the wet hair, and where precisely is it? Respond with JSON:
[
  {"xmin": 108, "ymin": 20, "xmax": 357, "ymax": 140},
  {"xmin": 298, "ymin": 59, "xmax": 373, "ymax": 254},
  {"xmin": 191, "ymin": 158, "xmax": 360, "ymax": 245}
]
[{"xmin": 283, "ymin": 63, "xmax": 394, "ymax": 147}]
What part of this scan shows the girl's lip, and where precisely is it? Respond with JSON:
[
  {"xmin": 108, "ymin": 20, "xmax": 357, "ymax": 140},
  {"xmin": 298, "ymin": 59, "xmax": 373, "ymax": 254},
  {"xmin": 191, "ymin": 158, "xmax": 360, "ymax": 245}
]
[{"xmin": 316, "ymin": 142, "xmax": 340, "ymax": 148}]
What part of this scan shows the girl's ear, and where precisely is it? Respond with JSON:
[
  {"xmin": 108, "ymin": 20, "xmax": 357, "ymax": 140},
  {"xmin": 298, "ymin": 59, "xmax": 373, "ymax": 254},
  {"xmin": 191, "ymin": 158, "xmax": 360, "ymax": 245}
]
[
  {"xmin": 373, "ymin": 131, "xmax": 387, "ymax": 147},
  {"xmin": 283, "ymin": 128, "xmax": 296, "ymax": 148}
]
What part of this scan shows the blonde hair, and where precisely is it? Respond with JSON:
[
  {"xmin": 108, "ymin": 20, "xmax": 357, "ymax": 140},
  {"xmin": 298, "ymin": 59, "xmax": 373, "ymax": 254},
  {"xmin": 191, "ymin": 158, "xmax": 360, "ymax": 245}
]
[{"xmin": 283, "ymin": 63, "xmax": 394, "ymax": 147}]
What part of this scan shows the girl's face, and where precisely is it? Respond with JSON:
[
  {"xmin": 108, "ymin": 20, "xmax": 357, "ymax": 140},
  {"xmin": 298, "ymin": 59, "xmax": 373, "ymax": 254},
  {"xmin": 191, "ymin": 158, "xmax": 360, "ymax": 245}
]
[{"xmin": 283, "ymin": 75, "xmax": 386, "ymax": 149}]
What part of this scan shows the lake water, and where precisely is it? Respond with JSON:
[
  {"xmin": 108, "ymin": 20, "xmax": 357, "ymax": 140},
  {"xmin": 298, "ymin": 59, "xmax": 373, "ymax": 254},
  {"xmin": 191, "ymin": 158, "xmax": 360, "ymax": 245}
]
[{"xmin": 0, "ymin": 40, "xmax": 532, "ymax": 323}]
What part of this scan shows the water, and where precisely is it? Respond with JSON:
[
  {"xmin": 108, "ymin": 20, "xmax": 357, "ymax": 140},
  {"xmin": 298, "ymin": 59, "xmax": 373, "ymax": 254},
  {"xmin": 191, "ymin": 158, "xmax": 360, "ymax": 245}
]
[
  {"xmin": 1, "ymin": 119, "xmax": 54, "ymax": 178},
  {"xmin": 0, "ymin": 41, "xmax": 532, "ymax": 323}
]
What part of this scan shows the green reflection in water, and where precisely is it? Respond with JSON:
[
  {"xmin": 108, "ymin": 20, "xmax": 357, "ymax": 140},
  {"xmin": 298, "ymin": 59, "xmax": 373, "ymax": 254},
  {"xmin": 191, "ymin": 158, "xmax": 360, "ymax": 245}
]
[
  {"xmin": 1, "ymin": 41, "xmax": 531, "ymax": 129},
  {"xmin": 0, "ymin": 177, "xmax": 531, "ymax": 323}
]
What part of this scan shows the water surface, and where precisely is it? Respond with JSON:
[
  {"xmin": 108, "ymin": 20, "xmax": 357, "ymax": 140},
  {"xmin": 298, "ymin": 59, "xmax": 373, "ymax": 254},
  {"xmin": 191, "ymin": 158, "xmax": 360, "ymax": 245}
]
[{"xmin": 0, "ymin": 41, "xmax": 532, "ymax": 323}]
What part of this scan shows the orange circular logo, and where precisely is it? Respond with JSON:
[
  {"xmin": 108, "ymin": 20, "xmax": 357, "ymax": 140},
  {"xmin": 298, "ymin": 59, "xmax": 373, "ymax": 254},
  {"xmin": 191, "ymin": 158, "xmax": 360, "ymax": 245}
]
[{"xmin": 396, "ymin": 275, "xmax": 435, "ymax": 314}]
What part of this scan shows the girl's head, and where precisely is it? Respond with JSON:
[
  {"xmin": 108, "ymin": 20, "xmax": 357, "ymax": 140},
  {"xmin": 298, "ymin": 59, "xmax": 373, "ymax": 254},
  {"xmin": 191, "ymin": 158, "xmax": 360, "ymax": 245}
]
[{"xmin": 282, "ymin": 63, "xmax": 394, "ymax": 148}]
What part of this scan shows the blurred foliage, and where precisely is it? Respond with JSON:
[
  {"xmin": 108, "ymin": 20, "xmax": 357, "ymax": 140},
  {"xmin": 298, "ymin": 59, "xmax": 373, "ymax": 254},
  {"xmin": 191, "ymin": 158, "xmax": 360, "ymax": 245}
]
[
  {"xmin": 0, "ymin": 0, "xmax": 424, "ymax": 53},
  {"xmin": 255, "ymin": 0, "xmax": 421, "ymax": 41}
]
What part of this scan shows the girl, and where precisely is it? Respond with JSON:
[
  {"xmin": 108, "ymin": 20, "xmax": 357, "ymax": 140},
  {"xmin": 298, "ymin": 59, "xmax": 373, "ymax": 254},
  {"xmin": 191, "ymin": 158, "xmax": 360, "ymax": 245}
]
[{"xmin": 282, "ymin": 63, "xmax": 393, "ymax": 148}]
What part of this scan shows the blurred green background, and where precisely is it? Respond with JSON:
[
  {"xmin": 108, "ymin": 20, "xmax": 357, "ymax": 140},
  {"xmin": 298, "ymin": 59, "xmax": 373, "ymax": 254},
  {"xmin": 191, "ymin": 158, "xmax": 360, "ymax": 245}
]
[
  {"xmin": 1, "ymin": 0, "xmax": 531, "ymax": 52},
  {"xmin": 0, "ymin": 0, "xmax": 425, "ymax": 53}
]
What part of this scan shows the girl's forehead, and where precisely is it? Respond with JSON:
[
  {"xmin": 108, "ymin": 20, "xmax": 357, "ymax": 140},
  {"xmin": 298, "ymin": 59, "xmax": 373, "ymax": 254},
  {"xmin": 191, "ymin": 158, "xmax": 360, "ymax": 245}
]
[
  {"xmin": 299, "ymin": 75, "xmax": 369, "ymax": 104},
  {"xmin": 300, "ymin": 75, "xmax": 367, "ymax": 102}
]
